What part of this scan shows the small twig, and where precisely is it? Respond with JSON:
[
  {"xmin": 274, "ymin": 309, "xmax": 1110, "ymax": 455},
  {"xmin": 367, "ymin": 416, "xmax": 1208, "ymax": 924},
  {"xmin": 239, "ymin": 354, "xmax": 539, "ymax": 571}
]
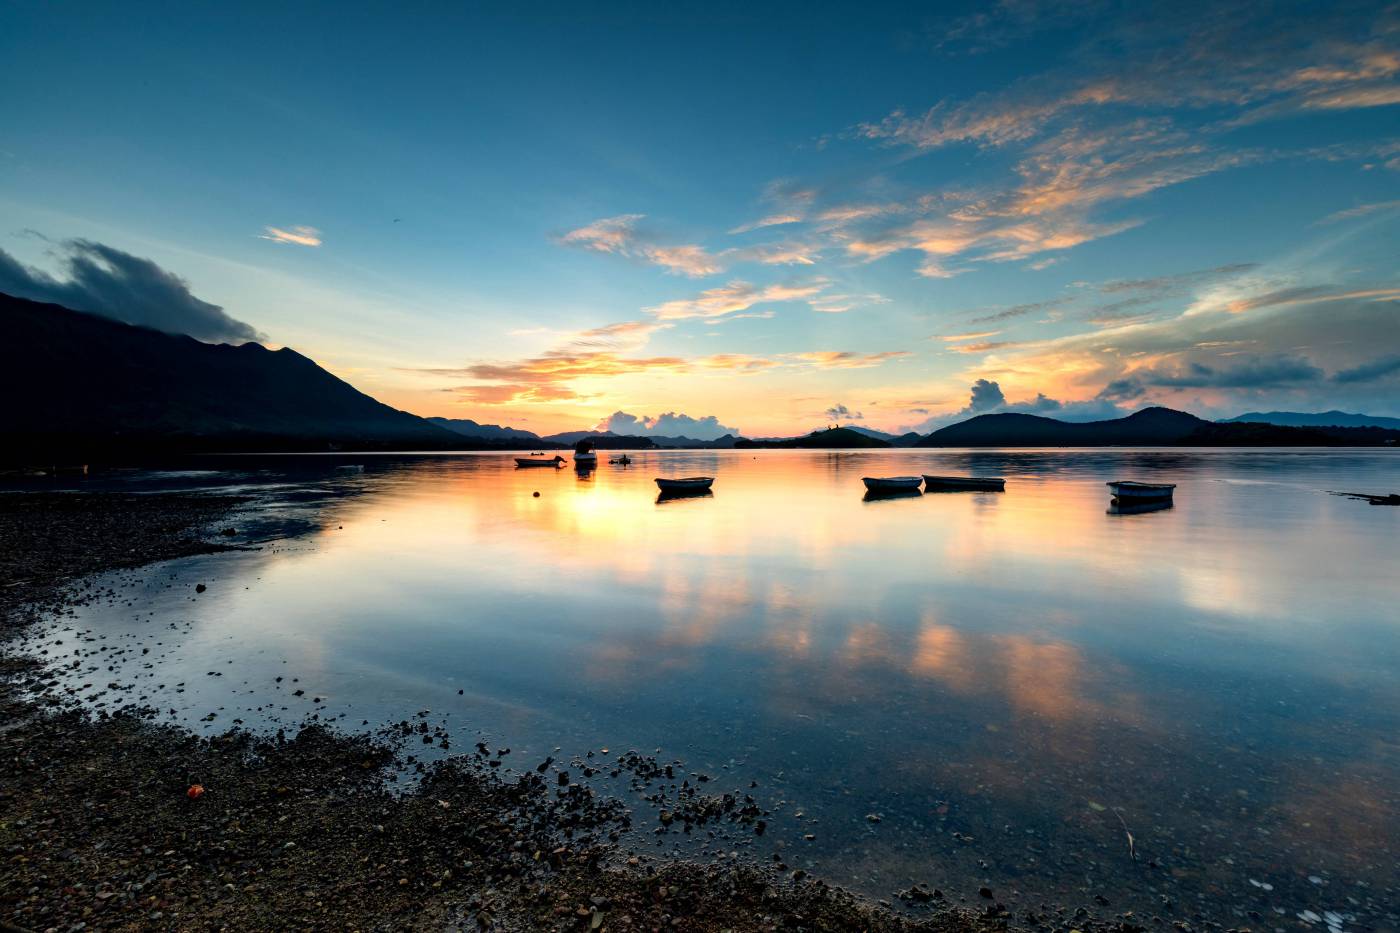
[{"xmin": 1112, "ymin": 807, "xmax": 1137, "ymax": 861}]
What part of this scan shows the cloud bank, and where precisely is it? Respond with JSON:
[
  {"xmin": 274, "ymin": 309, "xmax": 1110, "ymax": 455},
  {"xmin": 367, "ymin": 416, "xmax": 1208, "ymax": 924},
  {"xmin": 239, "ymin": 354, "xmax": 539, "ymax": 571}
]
[
  {"xmin": 0, "ymin": 237, "xmax": 265, "ymax": 344},
  {"xmin": 599, "ymin": 410, "xmax": 739, "ymax": 441}
]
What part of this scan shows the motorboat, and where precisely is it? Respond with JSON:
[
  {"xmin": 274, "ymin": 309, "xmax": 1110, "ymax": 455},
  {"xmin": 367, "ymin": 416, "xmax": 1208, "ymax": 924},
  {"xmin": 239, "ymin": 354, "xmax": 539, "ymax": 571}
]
[
  {"xmin": 862, "ymin": 476, "xmax": 923, "ymax": 493},
  {"xmin": 1107, "ymin": 480, "xmax": 1176, "ymax": 501},
  {"xmin": 610, "ymin": 455, "xmax": 633, "ymax": 465},
  {"xmin": 574, "ymin": 439, "xmax": 598, "ymax": 468},
  {"xmin": 922, "ymin": 475, "xmax": 1004, "ymax": 491}
]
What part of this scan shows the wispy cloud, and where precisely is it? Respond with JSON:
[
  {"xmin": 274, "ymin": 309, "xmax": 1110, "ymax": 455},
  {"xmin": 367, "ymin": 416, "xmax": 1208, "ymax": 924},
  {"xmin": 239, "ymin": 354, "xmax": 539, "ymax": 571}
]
[
  {"xmin": 938, "ymin": 330, "xmax": 1002, "ymax": 342},
  {"xmin": 560, "ymin": 214, "xmax": 723, "ymax": 277},
  {"xmin": 259, "ymin": 225, "xmax": 322, "ymax": 247},
  {"xmin": 646, "ymin": 280, "xmax": 827, "ymax": 321},
  {"xmin": 945, "ymin": 340, "xmax": 1021, "ymax": 354},
  {"xmin": 787, "ymin": 350, "xmax": 913, "ymax": 369},
  {"xmin": 1318, "ymin": 199, "xmax": 1400, "ymax": 224}
]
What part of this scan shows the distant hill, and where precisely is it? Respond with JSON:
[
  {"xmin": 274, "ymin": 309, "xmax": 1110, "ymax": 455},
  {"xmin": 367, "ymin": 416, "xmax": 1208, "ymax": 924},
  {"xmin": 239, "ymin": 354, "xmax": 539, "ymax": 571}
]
[
  {"xmin": 1224, "ymin": 410, "xmax": 1400, "ymax": 430},
  {"xmin": 426, "ymin": 417, "xmax": 541, "ymax": 442},
  {"xmin": 737, "ymin": 427, "xmax": 892, "ymax": 449},
  {"xmin": 919, "ymin": 406, "xmax": 1400, "ymax": 447},
  {"xmin": 1, "ymin": 292, "xmax": 467, "ymax": 457},
  {"xmin": 648, "ymin": 433, "xmax": 739, "ymax": 449}
]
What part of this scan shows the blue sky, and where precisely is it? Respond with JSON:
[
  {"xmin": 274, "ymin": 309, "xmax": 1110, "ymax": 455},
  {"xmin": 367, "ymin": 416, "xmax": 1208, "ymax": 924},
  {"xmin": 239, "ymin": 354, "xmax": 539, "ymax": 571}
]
[{"xmin": 2, "ymin": 0, "xmax": 1398, "ymax": 437}]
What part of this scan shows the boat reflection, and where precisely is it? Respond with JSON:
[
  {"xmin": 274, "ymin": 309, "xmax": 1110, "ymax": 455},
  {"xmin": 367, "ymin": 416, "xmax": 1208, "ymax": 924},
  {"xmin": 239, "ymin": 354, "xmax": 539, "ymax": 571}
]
[
  {"xmin": 1107, "ymin": 499, "xmax": 1174, "ymax": 515},
  {"xmin": 656, "ymin": 489, "xmax": 714, "ymax": 504},
  {"xmin": 862, "ymin": 488, "xmax": 922, "ymax": 502}
]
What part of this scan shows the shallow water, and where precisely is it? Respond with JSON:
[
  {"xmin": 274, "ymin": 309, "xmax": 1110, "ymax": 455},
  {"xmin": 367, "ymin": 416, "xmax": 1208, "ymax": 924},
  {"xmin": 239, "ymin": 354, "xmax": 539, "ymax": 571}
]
[{"xmin": 17, "ymin": 450, "xmax": 1400, "ymax": 928}]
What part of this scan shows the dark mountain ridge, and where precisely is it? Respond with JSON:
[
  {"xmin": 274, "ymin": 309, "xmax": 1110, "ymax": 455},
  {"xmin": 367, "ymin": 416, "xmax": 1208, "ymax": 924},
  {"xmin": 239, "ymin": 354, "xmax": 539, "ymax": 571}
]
[
  {"xmin": 2, "ymin": 292, "xmax": 465, "ymax": 458},
  {"xmin": 736, "ymin": 427, "xmax": 892, "ymax": 449},
  {"xmin": 919, "ymin": 406, "xmax": 1399, "ymax": 447},
  {"xmin": 426, "ymin": 417, "xmax": 541, "ymax": 442},
  {"xmin": 1223, "ymin": 410, "xmax": 1400, "ymax": 430}
]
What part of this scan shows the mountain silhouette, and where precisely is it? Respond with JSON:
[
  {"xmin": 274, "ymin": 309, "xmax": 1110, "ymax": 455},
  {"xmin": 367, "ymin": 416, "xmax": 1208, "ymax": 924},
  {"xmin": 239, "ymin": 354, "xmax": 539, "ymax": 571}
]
[
  {"xmin": 1223, "ymin": 410, "xmax": 1400, "ymax": 430},
  {"xmin": 918, "ymin": 406, "xmax": 1397, "ymax": 446},
  {"xmin": 427, "ymin": 417, "xmax": 542, "ymax": 442},
  {"xmin": 2, "ymin": 292, "xmax": 462, "ymax": 456},
  {"xmin": 737, "ymin": 427, "xmax": 892, "ymax": 449}
]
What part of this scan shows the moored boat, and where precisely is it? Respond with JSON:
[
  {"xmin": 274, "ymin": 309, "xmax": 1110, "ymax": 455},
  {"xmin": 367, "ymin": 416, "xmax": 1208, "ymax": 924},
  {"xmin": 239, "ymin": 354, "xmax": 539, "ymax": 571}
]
[
  {"xmin": 655, "ymin": 476, "xmax": 714, "ymax": 493},
  {"xmin": 1107, "ymin": 480, "xmax": 1175, "ymax": 501},
  {"xmin": 574, "ymin": 439, "xmax": 598, "ymax": 468},
  {"xmin": 922, "ymin": 475, "xmax": 1004, "ymax": 491},
  {"xmin": 516, "ymin": 456, "xmax": 565, "ymax": 468},
  {"xmin": 862, "ymin": 476, "xmax": 923, "ymax": 492},
  {"xmin": 610, "ymin": 455, "xmax": 633, "ymax": 465}
]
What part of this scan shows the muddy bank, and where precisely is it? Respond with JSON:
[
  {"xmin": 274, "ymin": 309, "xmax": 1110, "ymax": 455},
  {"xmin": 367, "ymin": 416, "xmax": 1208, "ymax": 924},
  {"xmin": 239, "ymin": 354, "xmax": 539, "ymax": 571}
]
[{"xmin": 0, "ymin": 493, "xmax": 1112, "ymax": 932}]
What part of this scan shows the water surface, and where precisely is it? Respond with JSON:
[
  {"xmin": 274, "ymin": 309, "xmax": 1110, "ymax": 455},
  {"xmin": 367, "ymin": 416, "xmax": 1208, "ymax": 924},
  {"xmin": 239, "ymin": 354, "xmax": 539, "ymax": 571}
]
[{"xmin": 19, "ymin": 450, "xmax": 1400, "ymax": 929}]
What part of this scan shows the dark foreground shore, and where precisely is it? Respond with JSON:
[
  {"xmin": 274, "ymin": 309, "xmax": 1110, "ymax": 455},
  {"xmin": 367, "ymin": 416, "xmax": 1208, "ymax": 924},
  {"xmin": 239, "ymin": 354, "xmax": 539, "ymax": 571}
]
[{"xmin": 0, "ymin": 493, "xmax": 1119, "ymax": 932}]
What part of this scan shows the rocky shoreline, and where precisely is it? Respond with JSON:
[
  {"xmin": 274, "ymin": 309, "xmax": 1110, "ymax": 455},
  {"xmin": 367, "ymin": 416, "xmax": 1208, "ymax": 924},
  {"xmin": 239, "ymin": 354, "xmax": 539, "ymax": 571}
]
[{"xmin": 0, "ymin": 492, "xmax": 1113, "ymax": 932}]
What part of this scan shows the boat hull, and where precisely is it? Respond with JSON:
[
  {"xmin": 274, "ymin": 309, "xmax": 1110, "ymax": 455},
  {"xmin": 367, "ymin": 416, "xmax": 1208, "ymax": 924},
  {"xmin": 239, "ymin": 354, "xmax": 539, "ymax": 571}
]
[
  {"xmin": 862, "ymin": 476, "xmax": 923, "ymax": 492},
  {"xmin": 1107, "ymin": 481, "xmax": 1175, "ymax": 501},
  {"xmin": 655, "ymin": 476, "xmax": 714, "ymax": 493},
  {"xmin": 922, "ymin": 475, "xmax": 1004, "ymax": 491},
  {"xmin": 515, "ymin": 458, "xmax": 562, "ymax": 468}
]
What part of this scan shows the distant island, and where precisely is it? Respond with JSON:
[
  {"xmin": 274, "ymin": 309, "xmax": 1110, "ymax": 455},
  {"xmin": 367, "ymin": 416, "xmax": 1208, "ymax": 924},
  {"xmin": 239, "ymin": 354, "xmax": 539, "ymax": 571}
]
[{"xmin": 4, "ymin": 290, "xmax": 1398, "ymax": 461}]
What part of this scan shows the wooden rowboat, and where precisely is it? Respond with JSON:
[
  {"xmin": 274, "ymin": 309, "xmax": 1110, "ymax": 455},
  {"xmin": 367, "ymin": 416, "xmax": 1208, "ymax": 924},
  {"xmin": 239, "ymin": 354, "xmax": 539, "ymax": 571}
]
[
  {"xmin": 655, "ymin": 476, "xmax": 714, "ymax": 493},
  {"xmin": 862, "ymin": 476, "xmax": 923, "ymax": 492},
  {"xmin": 1107, "ymin": 480, "xmax": 1175, "ymax": 501},
  {"xmin": 516, "ymin": 456, "xmax": 565, "ymax": 468},
  {"xmin": 922, "ymin": 475, "xmax": 1005, "ymax": 491}
]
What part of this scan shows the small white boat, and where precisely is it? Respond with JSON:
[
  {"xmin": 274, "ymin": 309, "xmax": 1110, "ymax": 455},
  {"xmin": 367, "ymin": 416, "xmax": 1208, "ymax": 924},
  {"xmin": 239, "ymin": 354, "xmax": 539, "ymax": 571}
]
[
  {"xmin": 516, "ymin": 456, "xmax": 565, "ymax": 468},
  {"xmin": 1107, "ymin": 480, "xmax": 1175, "ymax": 501},
  {"xmin": 655, "ymin": 476, "xmax": 714, "ymax": 493},
  {"xmin": 573, "ymin": 439, "xmax": 598, "ymax": 468},
  {"xmin": 862, "ymin": 476, "xmax": 923, "ymax": 492},
  {"xmin": 922, "ymin": 475, "xmax": 1004, "ymax": 491}
]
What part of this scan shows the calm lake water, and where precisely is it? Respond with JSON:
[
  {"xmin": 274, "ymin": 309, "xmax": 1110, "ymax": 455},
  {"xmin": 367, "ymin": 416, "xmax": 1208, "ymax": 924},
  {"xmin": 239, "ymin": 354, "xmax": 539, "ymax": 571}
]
[{"xmin": 17, "ymin": 450, "xmax": 1400, "ymax": 928}]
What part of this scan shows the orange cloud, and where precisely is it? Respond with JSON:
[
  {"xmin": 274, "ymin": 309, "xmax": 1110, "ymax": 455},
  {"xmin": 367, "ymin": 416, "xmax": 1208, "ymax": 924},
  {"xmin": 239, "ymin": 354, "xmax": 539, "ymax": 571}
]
[
  {"xmin": 787, "ymin": 350, "xmax": 912, "ymax": 369},
  {"xmin": 561, "ymin": 214, "xmax": 722, "ymax": 277},
  {"xmin": 646, "ymin": 280, "xmax": 826, "ymax": 320}
]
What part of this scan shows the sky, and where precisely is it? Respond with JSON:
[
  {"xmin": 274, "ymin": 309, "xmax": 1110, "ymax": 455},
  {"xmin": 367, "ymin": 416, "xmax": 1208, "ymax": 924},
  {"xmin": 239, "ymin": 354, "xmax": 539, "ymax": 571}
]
[{"xmin": 2, "ymin": 0, "xmax": 1399, "ymax": 439}]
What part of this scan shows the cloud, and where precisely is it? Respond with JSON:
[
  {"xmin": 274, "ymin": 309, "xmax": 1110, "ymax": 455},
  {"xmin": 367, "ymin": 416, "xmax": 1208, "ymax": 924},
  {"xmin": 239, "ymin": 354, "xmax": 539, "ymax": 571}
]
[
  {"xmin": 945, "ymin": 340, "xmax": 1021, "ymax": 354},
  {"xmin": 646, "ymin": 280, "xmax": 826, "ymax": 321},
  {"xmin": 808, "ymin": 292, "xmax": 889, "ymax": 314},
  {"xmin": 416, "ymin": 319, "xmax": 776, "ymax": 405},
  {"xmin": 259, "ymin": 225, "xmax": 322, "ymax": 247},
  {"xmin": 824, "ymin": 403, "xmax": 863, "ymax": 421},
  {"xmin": 787, "ymin": 350, "xmax": 913, "ymax": 369},
  {"xmin": 1333, "ymin": 355, "xmax": 1400, "ymax": 384},
  {"xmin": 0, "ymin": 237, "xmax": 265, "ymax": 344},
  {"xmin": 599, "ymin": 411, "xmax": 739, "ymax": 440},
  {"xmin": 1125, "ymin": 354, "xmax": 1325, "ymax": 389},
  {"xmin": 561, "ymin": 214, "xmax": 722, "ymax": 277},
  {"xmin": 861, "ymin": 5, "xmax": 1400, "ymax": 155},
  {"xmin": 938, "ymin": 330, "xmax": 1002, "ymax": 342},
  {"xmin": 838, "ymin": 4, "xmax": 1400, "ymax": 276},
  {"xmin": 729, "ymin": 214, "xmax": 804, "ymax": 234},
  {"xmin": 1318, "ymin": 200, "xmax": 1400, "ymax": 224},
  {"xmin": 970, "ymin": 296, "xmax": 1071, "ymax": 324},
  {"xmin": 903, "ymin": 378, "xmax": 1126, "ymax": 433}
]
